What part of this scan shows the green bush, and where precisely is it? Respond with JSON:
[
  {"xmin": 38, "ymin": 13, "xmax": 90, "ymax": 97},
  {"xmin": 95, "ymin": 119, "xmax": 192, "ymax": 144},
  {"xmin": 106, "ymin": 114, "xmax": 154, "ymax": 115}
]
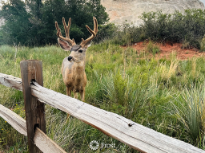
[
  {"xmin": 200, "ymin": 35, "xmax": 205, "ymax": 51},
  {"xmin": 110, "ymin": 9, "xmax": 205, "ymax": 48},
  {"xmin": 146, "ymin": 41, "xmax": 160, "ymax": 54},
  {"xmin": 93, "ymin": 23, "xmax": 117, "ymax": 43},
  {"xmin": 0, "ymin": 30, "xmax": 3, "ymax": 45},
  {"xmin": 140, "ymin": 9, "xmax": 205, "ymax": 49},
  {"xmin": 111, "ymin": 23, "xmax": 143, "ymax": 45}
]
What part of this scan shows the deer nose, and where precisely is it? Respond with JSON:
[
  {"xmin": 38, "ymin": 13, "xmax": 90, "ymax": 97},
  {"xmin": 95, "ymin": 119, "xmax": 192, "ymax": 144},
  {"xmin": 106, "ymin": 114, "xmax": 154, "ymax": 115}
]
[{"xmin": 68, "ymin": 56, "xmax": 72, "ymax": 61}]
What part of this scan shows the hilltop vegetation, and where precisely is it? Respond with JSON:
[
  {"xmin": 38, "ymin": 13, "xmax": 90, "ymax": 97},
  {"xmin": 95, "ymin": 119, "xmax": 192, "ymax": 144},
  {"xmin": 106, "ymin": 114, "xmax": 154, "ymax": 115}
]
[
  {"xmin": 99, "ymin": 9, "xmax": 205, "ymax": 51},
  {"xmin": 2, "ymin": 2, "xmax": 205, "ymax": 50}
]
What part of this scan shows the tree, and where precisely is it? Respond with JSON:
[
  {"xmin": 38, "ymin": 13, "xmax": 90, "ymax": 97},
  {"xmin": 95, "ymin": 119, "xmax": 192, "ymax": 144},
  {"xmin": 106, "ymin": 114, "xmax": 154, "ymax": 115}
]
[
  {"xmin": 41, "ymin": 0, "xmax": 109, "ymax": 44},
  {"xmin": 0, "ymin": 0, "xmax": 31, "ymax": 45},
  {"xmin": 25, "ymin": 0, "xmax": 43, "ymax": 45},
  {"xmin": 0, "ymin": 0, "xmax": 109, "ymax": 46}
]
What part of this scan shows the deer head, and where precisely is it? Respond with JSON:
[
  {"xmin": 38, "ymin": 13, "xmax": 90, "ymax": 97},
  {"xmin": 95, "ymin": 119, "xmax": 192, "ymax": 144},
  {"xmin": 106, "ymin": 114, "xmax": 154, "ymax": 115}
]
[
  {"xmin": 55, "ymin": 17, "xmax": 98, "ymax": 64},
  {"xmin": 55, "ymin": 17, "xmax": 98, "ymax": 102}
]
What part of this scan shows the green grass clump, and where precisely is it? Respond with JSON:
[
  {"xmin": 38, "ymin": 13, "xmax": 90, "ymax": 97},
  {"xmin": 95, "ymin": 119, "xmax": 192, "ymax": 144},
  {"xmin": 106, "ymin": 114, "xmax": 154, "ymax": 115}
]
[
  {"xmin": 170, "ymin": 84, "xmax": 205, "ymax": 145},
  {"xmin": 200, "ymin": 36, "xmax": 205, "ymax": 52},
  {"xmin": 146, "ymin": 41, "xmax": 160, "ymax": 55},
  {"xmin": 1, "ymin": 43, "xmax": 205, "ymax": 152}
]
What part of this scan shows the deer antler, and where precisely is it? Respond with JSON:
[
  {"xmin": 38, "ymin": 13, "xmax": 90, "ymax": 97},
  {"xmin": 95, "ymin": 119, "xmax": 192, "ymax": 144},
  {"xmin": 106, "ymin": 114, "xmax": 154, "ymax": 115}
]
[
  {"xmin": 55, "ymin": 17, "xmax": 76, "ymax": 46},
  {"xmin": 80, "ymin": 17, "xmax": 98, "ymax": 47}
]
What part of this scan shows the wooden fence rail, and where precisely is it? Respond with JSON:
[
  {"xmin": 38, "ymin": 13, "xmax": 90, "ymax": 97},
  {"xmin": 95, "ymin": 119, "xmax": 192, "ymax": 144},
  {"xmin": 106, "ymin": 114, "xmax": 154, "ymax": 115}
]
[
  {"xmin": 0, "ymin": 104, "xmax": 66, "ymax": 153},
  {"xmin": 0, "ymin": 60, "xmax": 205, "ymax": 153}
]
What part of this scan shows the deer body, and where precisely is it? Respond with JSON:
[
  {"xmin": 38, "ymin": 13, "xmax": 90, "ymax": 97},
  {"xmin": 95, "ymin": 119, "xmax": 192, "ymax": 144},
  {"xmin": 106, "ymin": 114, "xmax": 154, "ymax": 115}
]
[
  {"xmin": 61, "ymin": 56, "xmax": 87, "ymax": 100},
  {"xmin": 55, "ymin": 17, "xmax": 98, "ymax": 101}
]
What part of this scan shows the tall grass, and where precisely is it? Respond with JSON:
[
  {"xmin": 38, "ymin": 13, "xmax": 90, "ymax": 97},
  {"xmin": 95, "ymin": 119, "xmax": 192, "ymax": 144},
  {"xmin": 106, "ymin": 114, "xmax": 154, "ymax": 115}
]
[
  {"xmin": 170, "ymin": 85, "xmax": 205, "ymax": 146},
  {"xmin": 0, "ymin": 43, "xmax": 205, "ymax": 152}
]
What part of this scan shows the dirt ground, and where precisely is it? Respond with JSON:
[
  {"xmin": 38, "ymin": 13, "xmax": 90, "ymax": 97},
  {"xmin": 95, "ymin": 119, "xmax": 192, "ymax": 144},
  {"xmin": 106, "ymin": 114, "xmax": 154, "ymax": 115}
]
[{"xmin": 125, "ymin": 42, "xmax": 205, "ymax": 60}]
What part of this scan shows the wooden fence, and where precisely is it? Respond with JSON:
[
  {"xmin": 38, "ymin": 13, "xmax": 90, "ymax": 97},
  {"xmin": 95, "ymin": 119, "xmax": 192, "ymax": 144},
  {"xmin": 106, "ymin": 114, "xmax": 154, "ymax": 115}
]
[{"xmin": 0, "ymin": 60, "xmax": 205, "ymax": 153}]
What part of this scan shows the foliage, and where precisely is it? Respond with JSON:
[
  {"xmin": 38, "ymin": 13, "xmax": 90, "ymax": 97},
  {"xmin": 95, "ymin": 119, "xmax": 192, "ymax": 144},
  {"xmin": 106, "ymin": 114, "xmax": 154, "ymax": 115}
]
[
  {"xmin": 146, "ymin": 40, "xmax": 160, "ymax": 54},
  {"xmin": 110, "ymin": 23, "xmax": 143, "ymax": 46},
  {"xmin": 93, "ymin": 23, "xmax": 117, "ymax": 43},
  {"xmin": 200, "ymin": 35, "xmax": 205, "ymax": 52},
  {"xmin": 0, "ymin": 0, "xmax": 109, "ymax": 46},
  {"xmin": 1, "ymin": 43, "xmax": 205, "ymax": 152},
  {"xmin": 170, "ymin": 85, "xmax": 205, "ymax": 145},
  {"xmin": 0, "ymin": 0, "xmax": 31, "ymax": 45},
  {"xmin": 110, "ymin": 9, "xmax": 205, "ymax": 49},
  {"xmin": 40, "ymin": 0, "xmax": 109, "ymax": 44},
  {"xmin": 2, "ymin": 4, "xmax": 205, "ymax": 50},
  {"xmin": 0, "ymin": 30, "xmax": 3, "ymax": 45},
  {"xmin": 140, "ymin": 9, "xmax": 205, "ymax": 49}
]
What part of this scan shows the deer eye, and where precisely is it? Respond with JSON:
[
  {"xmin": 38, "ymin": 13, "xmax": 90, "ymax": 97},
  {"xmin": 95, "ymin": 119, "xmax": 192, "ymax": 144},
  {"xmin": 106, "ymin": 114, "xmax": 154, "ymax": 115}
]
[{"xmin": 79, "ymin": 50, "xmax": 83, "ymax": 53}]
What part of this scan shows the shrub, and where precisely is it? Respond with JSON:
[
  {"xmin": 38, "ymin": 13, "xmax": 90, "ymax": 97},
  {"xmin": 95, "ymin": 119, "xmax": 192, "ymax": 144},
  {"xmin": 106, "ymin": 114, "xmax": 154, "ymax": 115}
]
[
  {"xmin": 140, "ymin": 9, "xmax": 205, "ymax": 49},
  {"xmin": 111, "ymin": 23, "xmax": 143, "ymax": 45},
  {"xmin": 111, "ymin": 9, "xmax": 205, "ymax": 48},
  {"xmin": 170, "ymin": 85, "xmax": 205, "ymax": 145},
  {"xmin": 146, "ymin": 41, "xmax": 160, "ymax": 54},
  {"xmin": 93, "ymin": 23, "xmax": 117, "ymax": 43},
  {"xmin": 200, "ymin": 35, "xmax": 205, "ymax": 52}
]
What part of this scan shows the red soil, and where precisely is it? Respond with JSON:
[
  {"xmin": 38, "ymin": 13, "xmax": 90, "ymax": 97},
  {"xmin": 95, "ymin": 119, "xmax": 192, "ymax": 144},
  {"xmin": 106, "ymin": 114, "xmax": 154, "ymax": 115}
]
[{"xmin": 124, "ymin": 42, "xmax": 205, "ymax": 60}]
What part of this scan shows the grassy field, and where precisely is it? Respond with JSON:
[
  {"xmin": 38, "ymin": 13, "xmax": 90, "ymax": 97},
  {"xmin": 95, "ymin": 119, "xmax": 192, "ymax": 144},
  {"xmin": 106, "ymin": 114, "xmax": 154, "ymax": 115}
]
[{"xmin": 0, "ymin": 41, "xmax": 205, "ymax": 152}]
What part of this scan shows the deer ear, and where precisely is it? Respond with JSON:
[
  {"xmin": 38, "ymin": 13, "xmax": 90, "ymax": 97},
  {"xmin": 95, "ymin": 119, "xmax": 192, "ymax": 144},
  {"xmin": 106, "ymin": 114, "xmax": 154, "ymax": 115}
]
[
  {"xmin": 87, "ymin": 43, "xmax": 92, "ymax": 48},
  {"xmin": 57, "ymin": 38, "xmax": 72, "ymax": 51}
]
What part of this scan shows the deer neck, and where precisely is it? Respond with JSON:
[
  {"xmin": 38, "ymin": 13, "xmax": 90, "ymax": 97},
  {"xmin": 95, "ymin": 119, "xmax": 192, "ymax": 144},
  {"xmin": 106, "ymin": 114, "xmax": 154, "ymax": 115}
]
[{"xmin": 73, "ymin": 61, "xmax": 85, "ymax": 74}]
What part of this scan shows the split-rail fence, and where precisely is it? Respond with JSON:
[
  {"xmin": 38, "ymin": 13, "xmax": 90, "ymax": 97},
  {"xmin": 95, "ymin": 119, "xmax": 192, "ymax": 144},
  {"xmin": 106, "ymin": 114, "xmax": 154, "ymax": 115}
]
[{"xmin": 0, "ymin": 60, "xmax": 205, "ymax": 153}]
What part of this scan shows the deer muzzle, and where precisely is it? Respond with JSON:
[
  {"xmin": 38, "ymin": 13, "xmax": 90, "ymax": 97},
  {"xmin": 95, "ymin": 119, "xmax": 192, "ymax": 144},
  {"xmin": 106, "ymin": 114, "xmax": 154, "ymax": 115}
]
[
  {"xmin": 68, "ymin": 56, "xmax": 73, "ymax": 61},
  {"xmin": 67, "ymin": 56, "xmax": 81, "ymax": 63}
]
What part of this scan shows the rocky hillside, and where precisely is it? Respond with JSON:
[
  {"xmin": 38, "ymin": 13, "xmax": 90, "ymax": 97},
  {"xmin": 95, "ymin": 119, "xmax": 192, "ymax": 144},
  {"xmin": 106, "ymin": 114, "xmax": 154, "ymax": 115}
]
[{"xmin": 101, "ymin": 0, "xmax": 204, "ymax": 26}]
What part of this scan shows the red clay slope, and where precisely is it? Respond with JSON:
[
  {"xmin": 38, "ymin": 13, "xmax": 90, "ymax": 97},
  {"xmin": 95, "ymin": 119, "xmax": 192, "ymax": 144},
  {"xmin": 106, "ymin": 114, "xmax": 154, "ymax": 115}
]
[{"xmin": 124, "ymin": 42, "xmax": 205, "ymax": 60}]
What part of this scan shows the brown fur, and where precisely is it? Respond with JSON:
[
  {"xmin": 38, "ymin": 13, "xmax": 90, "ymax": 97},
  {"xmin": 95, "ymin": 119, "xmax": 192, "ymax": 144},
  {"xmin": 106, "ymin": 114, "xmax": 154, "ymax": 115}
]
[
  {"xmin": 55, "ymin": 17, "xmax": 98, "ymax": 101},
  {"xmin": 62, "ymin": 60, "xmax": 87, "ymax": 101}
]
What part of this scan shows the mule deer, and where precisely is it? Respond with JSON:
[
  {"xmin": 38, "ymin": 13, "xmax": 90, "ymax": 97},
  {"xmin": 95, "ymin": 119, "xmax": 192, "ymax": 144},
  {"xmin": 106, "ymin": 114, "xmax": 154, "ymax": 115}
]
[{"xmin": 55, "ymin": 17, "xmax": 98, "ymax": 101}]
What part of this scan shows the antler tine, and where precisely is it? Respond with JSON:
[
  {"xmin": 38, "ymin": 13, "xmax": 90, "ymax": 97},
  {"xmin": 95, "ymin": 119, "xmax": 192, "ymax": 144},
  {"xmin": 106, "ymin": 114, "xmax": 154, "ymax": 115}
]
[
  {"xmin": 80, "ymin": 17, "xmax": 98, "ymax": 47},
  {"xmin": 62, "ymin": 17, "xmax": 71, "ymax": 39},
  {"xmin": 55, "ymin": 18, "xmax": 76, "ymax": 46},
  {"xmin": 55, "ymin": 21, "xmax": 62, "ymax": 37}
]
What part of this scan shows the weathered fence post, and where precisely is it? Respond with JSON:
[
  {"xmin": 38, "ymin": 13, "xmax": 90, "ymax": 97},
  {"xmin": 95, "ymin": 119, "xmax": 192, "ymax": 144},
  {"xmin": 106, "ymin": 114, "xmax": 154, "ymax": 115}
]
[{"xmin": 20, "ymin": 60, "xmax": 46, "ymax": 153}]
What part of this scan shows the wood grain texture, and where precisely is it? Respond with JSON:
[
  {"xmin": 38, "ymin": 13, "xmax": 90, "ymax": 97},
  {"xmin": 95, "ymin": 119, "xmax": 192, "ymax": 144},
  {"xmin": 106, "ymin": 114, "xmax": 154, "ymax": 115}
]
[
  {"xmin": 0, "ymin": 104, "xmax": 27, "ymax": 136},
  {"xmin": 20, "ymin": 60, "xmax": 46, "ymax": 153},
  {"xmin": 0, "ymin": 104, "xmax": 66, "ymax": 153},
  {"xmin": 34, "ymin": 128, "xmax": 66, "ymax": 153},
  {"xmin": 31, "ymin": 82, "xmax": 205, "ymax": 153},
  {"xmin": 0, "ymin": 72, "xmax": 205, "ymax": 153},
  {"xmin": 0, "ymin": 73, "xmax": 22, "ymax": 91}
]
